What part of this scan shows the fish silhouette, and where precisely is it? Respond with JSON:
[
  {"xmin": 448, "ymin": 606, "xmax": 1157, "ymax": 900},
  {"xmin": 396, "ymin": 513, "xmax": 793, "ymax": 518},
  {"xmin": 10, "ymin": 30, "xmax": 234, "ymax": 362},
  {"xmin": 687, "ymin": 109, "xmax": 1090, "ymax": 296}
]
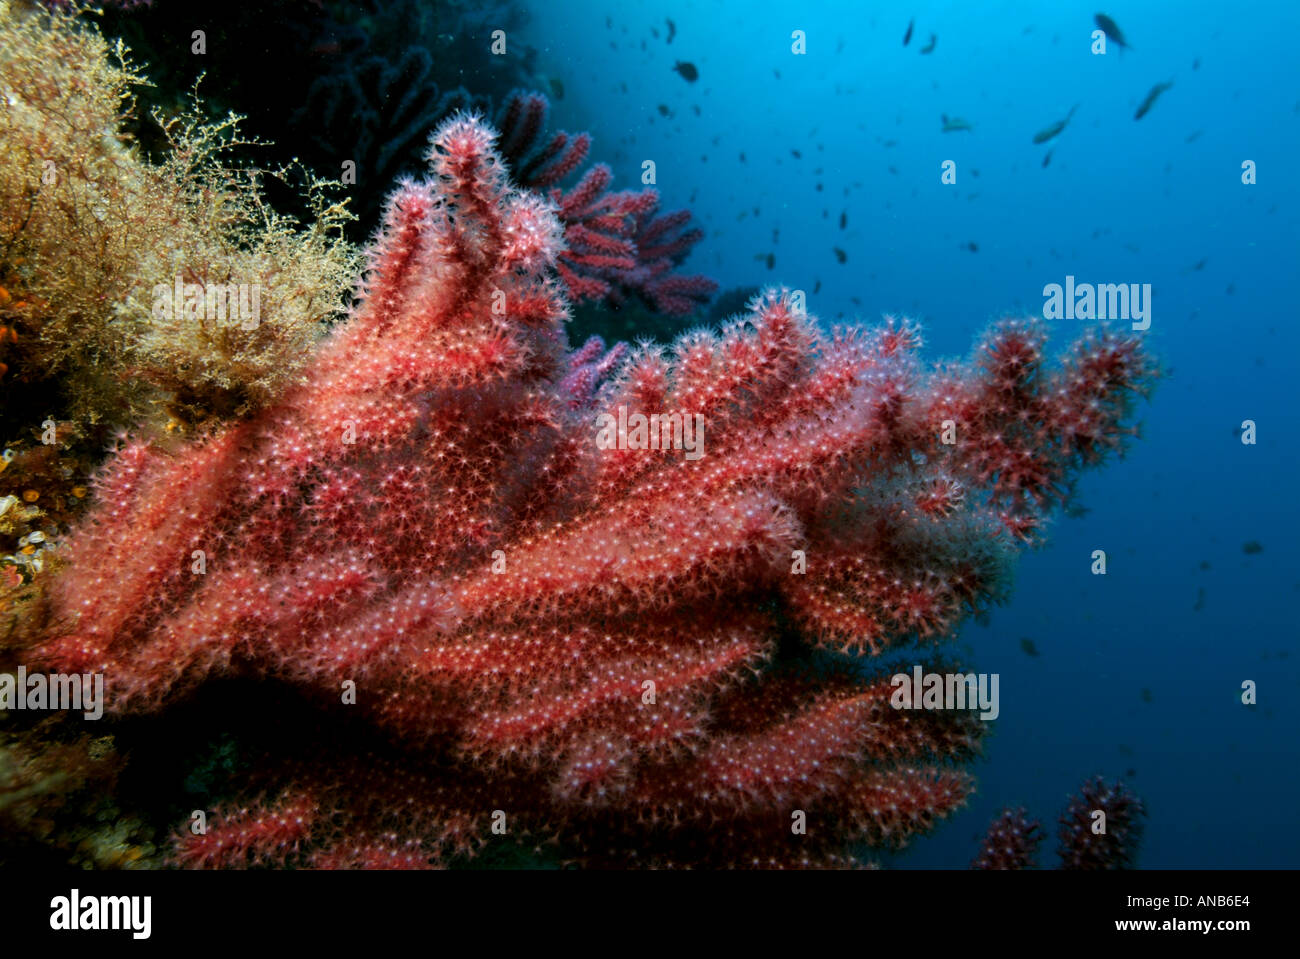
[{"xmin": 1094, "ymin": 13, "xmax": 1131, "ymax": 51}]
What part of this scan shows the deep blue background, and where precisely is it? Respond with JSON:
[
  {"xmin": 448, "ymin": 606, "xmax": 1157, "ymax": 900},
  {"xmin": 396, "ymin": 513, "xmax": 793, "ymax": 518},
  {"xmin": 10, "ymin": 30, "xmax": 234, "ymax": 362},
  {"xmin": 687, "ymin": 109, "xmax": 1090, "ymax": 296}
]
[{"xmin": 518, "ymin": 0, "xmax": 1300, "ymax": 867}]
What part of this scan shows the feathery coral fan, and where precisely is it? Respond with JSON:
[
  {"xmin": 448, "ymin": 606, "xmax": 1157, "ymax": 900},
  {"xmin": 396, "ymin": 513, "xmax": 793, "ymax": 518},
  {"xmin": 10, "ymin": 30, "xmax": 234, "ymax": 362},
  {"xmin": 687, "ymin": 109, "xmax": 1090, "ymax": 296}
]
[
  {"xmin": 33, "ymin": 114, "xmax": 1154, "ymax": 868},
  {"xmin": 493, "ymin": 90, "xmax": 717, "ymax": 316}
]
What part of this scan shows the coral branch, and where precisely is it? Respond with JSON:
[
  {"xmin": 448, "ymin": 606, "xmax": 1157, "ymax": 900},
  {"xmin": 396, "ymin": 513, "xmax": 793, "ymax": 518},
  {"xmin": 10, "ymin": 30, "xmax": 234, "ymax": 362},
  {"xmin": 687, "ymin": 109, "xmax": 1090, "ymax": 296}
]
[
  {"xmin": 1058, "ymin": 776, "xmax": 1147, "ymax": 869},
  {"xmin": 493, "ymin": 91, "xmax": 717, "ymax": 315},
  {"xmin": 972, "ymin": 807, "xmax": 1044, "ymax": 869}
]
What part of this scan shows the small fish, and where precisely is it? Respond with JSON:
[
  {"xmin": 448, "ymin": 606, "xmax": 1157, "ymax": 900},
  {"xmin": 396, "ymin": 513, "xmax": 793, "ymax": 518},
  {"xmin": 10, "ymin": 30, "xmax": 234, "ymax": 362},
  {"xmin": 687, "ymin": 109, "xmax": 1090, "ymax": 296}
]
[
  {"xmin": 964, "ymin": 241, "xmax": 979, "ymax": 253},
  {"xmin": 1134, "ymin": 80, "xmax": 1173, "ymax": 120},
  {"xmin": 1242, "ymin": 540, "xmax": 1263, "ymax": 555},
  {"xmin": 1193, "ymin": 586, "xmax": 1206, "ymax": 611},
  {"xmin": 1094, "ymin": 13, "xmax": 1131, "ymax": 51},
  {"xmin": 1032, "ymin": 104, "xmax": 1079, "ymax": 144},
  {"xmin": 672, "ymin": 61, "xmax": 698, "ymax": 82},
  {"xmin": 940, "ymin": 114, "xmax": 974, "ymax": 133},
  {"xmin": 1063, "ymin": 502, "xmax": 1091, "ymax": 519},
  {"xmin": 1019, "ymin": 637, "xmax": 1040, "ymax": 657},
  {"xmin": 692, "ymin": 104, "xmax": 700, "ymax": 116},
  {"xmin": 549, "ymin": 77, "xmax": 565, "ymax": 100},
  {"xmin": 657, "ymin": 104, "xmax": 671, "ymax": 117},
  {"xmin": 791, "ymin": 148, "xmax": 801, "ymax": 159},
  {"xmin": 839, "ymin": 211, "xmax": 847, "ymax": 229},
  {"xmin": 903, "ymin": 18, "xmax": 914, "ymax": 46},
  {"xmin": 1140, "ymin": 687, "xmax": 1153, "ymax": 704},
  {"xmin": 666, "ymin": 18, "xmax": 676, "ymax": 44},
  {"xmin": 920, "ymin": 33, "xmax": 937, "ymax": 54},
  {"xmin": 813, "ymin": 279, "xmax": 822, "ymax": 294},
  {"xmin": 1042, "ymin": 148, "xmax": 1053, "ymax": 168},
  {"xmin": 833, "ymin": 247, "xmax": 847, "ymax": 264},
  {"xmin": 1185, "ymin": 129, "xmax": 1203, "ymax": 143}
]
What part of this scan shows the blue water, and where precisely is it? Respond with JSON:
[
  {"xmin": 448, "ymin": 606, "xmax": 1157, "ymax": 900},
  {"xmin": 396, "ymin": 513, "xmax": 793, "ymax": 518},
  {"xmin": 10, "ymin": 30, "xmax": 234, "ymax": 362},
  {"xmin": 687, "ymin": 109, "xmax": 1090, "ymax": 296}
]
[{"xmin": 520, "ymin": 0, "xmax": 1300, "ymax": 867}]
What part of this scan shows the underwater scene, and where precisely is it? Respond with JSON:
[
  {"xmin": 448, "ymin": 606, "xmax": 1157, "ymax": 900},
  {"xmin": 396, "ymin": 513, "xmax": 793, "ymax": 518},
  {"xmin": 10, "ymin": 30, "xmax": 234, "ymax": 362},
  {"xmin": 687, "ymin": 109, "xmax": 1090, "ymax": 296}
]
[{"xmin": 0, "ymin": 0, "xmax": 1296, "ymax": 883}]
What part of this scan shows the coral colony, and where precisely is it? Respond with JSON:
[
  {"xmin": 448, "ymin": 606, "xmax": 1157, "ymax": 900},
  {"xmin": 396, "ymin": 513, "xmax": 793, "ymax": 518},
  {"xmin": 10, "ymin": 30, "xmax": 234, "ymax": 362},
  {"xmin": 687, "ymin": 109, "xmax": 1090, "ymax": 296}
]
[
  {"xmin": 30, "ymin": 114, "xmax": 1155, "ymax": 868},
  {"xmin": 972, "ymin": 807, "xmax": 1045, "ymax": 870},
  {"xmin": 971, "ymin": 778, "xmax": 1147, "ymax": 871},
  {"xmin": 491, "ymin": 90, "xmax": 718, "ymax": 316},
  {"xmin": 1056, "ymin": 777, "xmax": 1147, "ymax": 870}
]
